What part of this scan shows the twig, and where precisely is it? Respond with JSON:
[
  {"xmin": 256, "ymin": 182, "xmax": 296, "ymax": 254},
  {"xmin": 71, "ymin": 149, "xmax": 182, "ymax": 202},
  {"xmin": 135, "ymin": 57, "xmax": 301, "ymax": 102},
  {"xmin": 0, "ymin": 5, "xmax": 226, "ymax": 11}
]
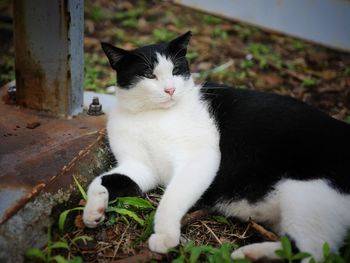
[
  {"xmin": 201, "ymin": 221, "xmax": 223, "ymax": 245},
  {"xmin": 181, "ymin": 209, "xmax": 211, "ymax": 226},
  {"xmin": 268, "ymin": 62, "xmax": 307, "ymax": 82},
  {"xmin": 249, "ymin": 219, "xmax": 279, "ymax": 241},
  {"xmin": 113, "ymin": 224, "xmax": 129, "ymax": 258},
  {"xmin": 109, "ymin": 250, "xmax": 163, "ymax": 263},
  {"xmin": 229, "ymin": 222, "xmax": 252, "ymax": 240}
]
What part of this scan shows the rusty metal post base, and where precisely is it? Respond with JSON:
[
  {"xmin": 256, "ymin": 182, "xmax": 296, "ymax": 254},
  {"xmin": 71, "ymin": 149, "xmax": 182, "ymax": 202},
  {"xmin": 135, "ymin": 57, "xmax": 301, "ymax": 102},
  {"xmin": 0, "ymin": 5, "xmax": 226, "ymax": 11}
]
[
  {"xmin": 13, "ymin": 0, "xmax": 84, "ymax": 117},
  {"xmin": 0, "ymin": 85, "xmax": 111, "ymax": 262}
]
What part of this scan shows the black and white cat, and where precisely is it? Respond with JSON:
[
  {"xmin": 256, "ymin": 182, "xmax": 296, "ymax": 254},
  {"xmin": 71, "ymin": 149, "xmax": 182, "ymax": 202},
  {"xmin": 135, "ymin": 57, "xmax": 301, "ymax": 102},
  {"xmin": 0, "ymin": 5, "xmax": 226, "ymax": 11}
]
[{"xmin": 83, "ymin": 31, "xmax": 350, "ymax": 261}]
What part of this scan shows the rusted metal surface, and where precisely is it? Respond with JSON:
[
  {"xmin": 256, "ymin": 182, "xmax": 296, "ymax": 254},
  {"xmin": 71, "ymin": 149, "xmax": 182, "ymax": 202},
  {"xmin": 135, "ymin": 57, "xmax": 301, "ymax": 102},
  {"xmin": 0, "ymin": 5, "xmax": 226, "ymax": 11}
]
[
  {"xmin": 0, "ymin": 85, "xmax": 106, "ymax": 224},
  {"xmin": 13, "ymin": 0, "xmax": 84, "ymax": 117}
]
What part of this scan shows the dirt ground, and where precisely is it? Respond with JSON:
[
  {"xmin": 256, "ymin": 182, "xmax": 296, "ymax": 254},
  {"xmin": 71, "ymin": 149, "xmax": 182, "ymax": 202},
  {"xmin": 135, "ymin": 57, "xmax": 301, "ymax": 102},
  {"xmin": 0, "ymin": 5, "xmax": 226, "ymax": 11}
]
[{"xmin": 1, "ymin": 0, "xmax": 350, "ymax": 262}]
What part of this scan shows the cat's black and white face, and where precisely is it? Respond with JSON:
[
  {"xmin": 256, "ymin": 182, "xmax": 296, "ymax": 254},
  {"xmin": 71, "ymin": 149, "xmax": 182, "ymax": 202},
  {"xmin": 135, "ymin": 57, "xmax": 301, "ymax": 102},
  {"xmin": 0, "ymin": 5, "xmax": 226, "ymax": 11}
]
[{"xmin": 101, "ymin": 31, "xmax": 194, "ymax": 111}]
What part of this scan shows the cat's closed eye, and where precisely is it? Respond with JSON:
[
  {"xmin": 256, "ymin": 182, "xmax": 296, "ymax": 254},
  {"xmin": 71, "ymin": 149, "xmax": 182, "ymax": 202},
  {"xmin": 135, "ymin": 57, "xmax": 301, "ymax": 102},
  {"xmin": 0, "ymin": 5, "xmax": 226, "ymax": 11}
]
[
  {"xmin": 172, "ymin": 67, "xmax": 181, "ymax": 75},
  {"xmin": 144, "ymin": 72, "xmax": 157, "ymax": 79}
]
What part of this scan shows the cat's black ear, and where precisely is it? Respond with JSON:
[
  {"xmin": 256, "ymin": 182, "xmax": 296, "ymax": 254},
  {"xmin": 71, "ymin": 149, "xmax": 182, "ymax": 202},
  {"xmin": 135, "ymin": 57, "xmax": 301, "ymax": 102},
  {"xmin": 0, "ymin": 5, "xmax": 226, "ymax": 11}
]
[
  {"xmin": 101, "ymin": 42, "xmax": 128, "ymax": 70},
  {"xmin": 167, "ymin": 31, "xmax": 192, "ymax": 54}
]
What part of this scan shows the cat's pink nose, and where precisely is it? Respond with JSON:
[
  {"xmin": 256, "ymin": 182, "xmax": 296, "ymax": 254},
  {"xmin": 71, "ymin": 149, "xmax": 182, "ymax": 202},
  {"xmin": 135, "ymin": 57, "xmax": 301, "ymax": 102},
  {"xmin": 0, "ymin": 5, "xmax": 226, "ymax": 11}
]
[{"xmin": 164, "ymin": 87, "xmax": 175, "ymax": 96}]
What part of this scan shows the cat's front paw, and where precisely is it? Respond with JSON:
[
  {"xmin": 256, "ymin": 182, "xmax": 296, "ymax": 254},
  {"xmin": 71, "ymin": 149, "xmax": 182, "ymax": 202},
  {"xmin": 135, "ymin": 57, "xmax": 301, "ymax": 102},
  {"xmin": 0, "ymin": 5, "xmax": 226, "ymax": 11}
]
[
  {"xmin": 83, "ymin": 183, "xmax": 109, "ymax": 228},
  {"xmin": 148, "ymin": 233, "xmax": 179, "ymax": 254}
]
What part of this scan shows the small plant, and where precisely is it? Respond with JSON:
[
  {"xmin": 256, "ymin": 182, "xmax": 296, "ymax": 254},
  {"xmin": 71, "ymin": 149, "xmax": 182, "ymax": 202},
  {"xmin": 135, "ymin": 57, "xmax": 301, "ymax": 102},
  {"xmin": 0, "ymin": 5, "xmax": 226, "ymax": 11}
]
[
  {"xmin": 202, "ymin": 15, "xmax": 222, "ymax": 25},
  {"xmin": 186, "ymin": 50, "xmax": 199, "ymax": 62},
  {"xmin": 58, "ymin": 176, "xmax": 87, "ymax": 232},
  {"xmin": 239, "ymin": 59, "xmax": 254, "ymax": 69},
  {"xmin": 291, "ymin": 39, "xmax": 305, "ymax": 50},
  {"xmin": 152, "ymin": 29, "xmax": 177, "ymax": 42},
  {"xmin": 72, "ymin": 176, "xmax": 87, "ymax": 200},
  {"xmin": 106, "ymin": 196, "xmax": 154, "ymax": 226},
  {"xmin": 302, "ymin": 78, "xmax": 317, "ymax": 87},
  {"xmin": 344, "ymin": 67, "xmax": 350, "ymax": 76},
  {"xmin": 211, "ymin": 26, "xmax": 228, "ymax": 40},
  {"xmin": 88, "ymin": 3, "xmax": 112, "ymax": 22},
  {"xmin": 234, "ymin": 24, "xmax": 258, "ymax": 39},
  {"xmin": 84, "ymin": 53, "xmax": 112, "ymax": 92},
  {"xmin": 113, "ymin": 7, "xmax": 145, "ymax": 21},
  {"xmin": 309, "ymin": 242, "xmax": 346, "ymax": 263},
  {"xmin": 171, "ymin": 242, "xmax": 242, "ymax": 263},
  {"xmin": 25, "ymin": 225, "xmax": 83, "ymax": 263},
  {"xmin": 247, "ymin": 43, "xmax": 282, "ymax": 69},
  {"xmin": 275, "ymin": 236, "xmax": 311, "ymax": 263}
]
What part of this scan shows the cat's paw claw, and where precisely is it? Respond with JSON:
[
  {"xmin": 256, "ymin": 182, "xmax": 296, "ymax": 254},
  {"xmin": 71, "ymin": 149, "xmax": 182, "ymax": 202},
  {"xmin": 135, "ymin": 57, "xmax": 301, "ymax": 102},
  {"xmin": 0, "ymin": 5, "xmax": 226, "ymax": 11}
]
[{"xmin": 148, "ymin": 233, "xmax": 179, "ymax": 254}]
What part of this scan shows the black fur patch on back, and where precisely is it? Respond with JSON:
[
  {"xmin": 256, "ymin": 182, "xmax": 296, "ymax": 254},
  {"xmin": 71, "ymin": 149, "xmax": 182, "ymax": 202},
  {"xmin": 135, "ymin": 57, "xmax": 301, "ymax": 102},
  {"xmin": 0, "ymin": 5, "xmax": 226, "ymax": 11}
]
[
  {"xmin": 199, "ymin": 84, "xmax": 350, "ymax": 205},
  {"xmin": 101, "ymin": 174, "xmax": 142, "ymax": 201}
]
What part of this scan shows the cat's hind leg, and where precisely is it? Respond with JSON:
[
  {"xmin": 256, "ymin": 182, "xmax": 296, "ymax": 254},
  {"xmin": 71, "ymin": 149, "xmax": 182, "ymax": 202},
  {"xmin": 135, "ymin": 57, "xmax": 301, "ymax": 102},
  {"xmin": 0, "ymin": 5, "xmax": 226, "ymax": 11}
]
[
  {"xmin": 278, "ymin": 179, "xmax": 350, "ymax": 261},
  {"xmin": 231, "ymin": 179, "xmax": 350, "ymax": 262},
  {"xmin": 83, "ymin": 162, "xmax": 156, "ymax": 228}
]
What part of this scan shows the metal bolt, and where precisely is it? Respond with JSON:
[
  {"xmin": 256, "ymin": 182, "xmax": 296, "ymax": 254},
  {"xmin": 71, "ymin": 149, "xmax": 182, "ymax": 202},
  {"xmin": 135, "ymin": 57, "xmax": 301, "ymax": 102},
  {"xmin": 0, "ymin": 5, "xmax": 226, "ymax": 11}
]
[
  {"xmin": 87, "ymin": 96, "xmax": 103, "ymax": 116},
  {"xmin": 7, "ymin": 81, "xmax": 16, "ymax": 101}
]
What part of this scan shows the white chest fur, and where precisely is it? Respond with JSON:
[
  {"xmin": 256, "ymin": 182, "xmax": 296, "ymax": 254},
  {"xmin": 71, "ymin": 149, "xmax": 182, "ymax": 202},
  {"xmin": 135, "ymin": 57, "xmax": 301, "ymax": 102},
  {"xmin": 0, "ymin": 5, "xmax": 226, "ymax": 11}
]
[{"xmin": 107, "ymin": 87, "xmax": 220, "ymax": 186}]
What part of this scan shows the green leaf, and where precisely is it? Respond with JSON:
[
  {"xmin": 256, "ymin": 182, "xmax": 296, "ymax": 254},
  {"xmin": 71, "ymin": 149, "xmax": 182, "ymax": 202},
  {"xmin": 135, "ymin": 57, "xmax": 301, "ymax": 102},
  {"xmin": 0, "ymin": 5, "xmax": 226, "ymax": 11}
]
[
  {"xmin": 108, "ymin": 207, "xmax": 144, "ymax": 225},
  {"xmin": 50, "ymin": 241, "xmax": 69, "ymax": 250},
  {"xmin": 232, "ymin": 259, "xmax": 252, "ymax": 263},
  {"xmin": 58, "ymin": 207, "xmax": 84, "ymax": 232},
  {"xmin": 275, "ymin": 249, "xmax": 286, "ymax": 259},
  {"xmin": 67, "ymin": 257, "xmax": 83, "ymax": 263},
  {"xmin": 323, "ymin": 242, "xmax": 330, "ymax": 258},
  {"xmin": 172, "ymin": 255, "xmax": 186, "ymax": 263},
  {"xmin": 115, "ymin": 196, "xmax": 153, "ymax": 209},
  {"xmin": 292, "ymin": 252, "xmax": 311, "ymax": 260},
  {"xmin": 73, "ymin": 176, "xmax": 87, "ymax": 200},
  {"xmin": 24, "ymin": 248, "xmax": 46, "ymax": 260},
  {"xmin": 309, "ymin": 258, "xmax": 316, "ymax": 263},
  {"xmin": 51, "ymin": 255, "xmax": 68, "ymax": 263},
  {"xmin": 71, "ymin": 235, "xmax": 93, "ymax": 246},
  {"xmin": 281, "ymin": 236, "xmax": 292, "ymax": 258},
  {"xmin": 218, "ymin": 243, "xmax": 234, "ymax": 262},
  {"xmin": 189, "ymin": 246, "xmax": 203, "ymax": 263},
  {"xmin": 213, "ymin": 215, "xmax": 230, "ymax": 225},
  {"xmin": 138, "ymin": 211, "xmax": 155, "ymax": 241},
  {"xmin": 302, "ymin": 78, "xmax": 317, "ymax": 87}
]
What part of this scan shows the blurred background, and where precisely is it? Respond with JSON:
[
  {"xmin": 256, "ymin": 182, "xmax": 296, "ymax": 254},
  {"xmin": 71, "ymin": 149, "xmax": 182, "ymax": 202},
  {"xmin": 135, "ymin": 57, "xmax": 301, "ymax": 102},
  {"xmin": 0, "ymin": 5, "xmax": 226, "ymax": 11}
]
[{"xmin": 1, "ymin": 0, "xmax": 350, "ymax": 120}]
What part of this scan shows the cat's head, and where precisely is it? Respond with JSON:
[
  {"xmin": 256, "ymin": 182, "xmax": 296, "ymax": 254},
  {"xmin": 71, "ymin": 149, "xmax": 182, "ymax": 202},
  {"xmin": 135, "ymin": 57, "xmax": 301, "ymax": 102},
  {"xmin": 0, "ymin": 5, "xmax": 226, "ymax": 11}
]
[{"xmin": 101, "ymin": 31, "xmax": 194, "ymax": 112}]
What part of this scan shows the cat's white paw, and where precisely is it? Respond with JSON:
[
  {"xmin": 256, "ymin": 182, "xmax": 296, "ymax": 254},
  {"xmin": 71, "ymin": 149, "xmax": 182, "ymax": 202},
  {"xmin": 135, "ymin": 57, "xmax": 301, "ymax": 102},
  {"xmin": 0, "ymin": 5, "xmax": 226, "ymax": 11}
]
[
  {"xmin": 231, "ymin": 248, "xmax": 247, "ymax": 260},
  {"xmin": 83, "ymin": 182, "xmax": 109, "ymax": 228},
  {"xmin": 148, "ymin": 233, "xmax": 179, "ymax": 254},
  {"xmin": 231, "ymin": 242, "xmax": 282, "ymax": 261}
]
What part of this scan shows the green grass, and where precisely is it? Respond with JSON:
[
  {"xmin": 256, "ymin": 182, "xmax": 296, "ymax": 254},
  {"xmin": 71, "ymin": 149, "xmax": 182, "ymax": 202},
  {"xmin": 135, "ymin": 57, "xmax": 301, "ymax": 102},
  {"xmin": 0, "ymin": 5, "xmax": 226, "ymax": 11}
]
[
  {"xmin": 25, "ymin": 177, "xmax": 350, "ymax": 263},
  {"xmin": 234, "ymin": 24, "xmax": 259, "ymax": 39},
  {"xmin": 211, "ymin": 26, "xmax": 228, "ymax": 40},
  {"xmin": 302, "ymin": 78, "xmax": 317, "ymax": 87},
  {"xmin": 152, "ymin": 28, "xmax": 177, "ymax": 42},
  {"xmin": 84, "ymin": 53, "xmax": 114, "ymax": 92},
  {"xmin": 171, "ymin": 242, "xmax": 241, "ymax": 263},
  {"xmin": 247, "ymin": 43, "xmax": 282, "ymax": 69},
  {"xmin": 25, "ymin": 225, "xmax": 83, "ymax": 263},
  {"xmin": 202, "ymin": 15, "xmax": 222, "ymax": 25},
  {"xmin": 0, "ymin": 55, "xmax": 15, "ymax": 86},
  {"xmin": 344, "ymin": 67, "xmax": 350, "ymax": 76},
  {"xmin": 89, "ymin": 4, "xmax": 107, "ymax": 22}
]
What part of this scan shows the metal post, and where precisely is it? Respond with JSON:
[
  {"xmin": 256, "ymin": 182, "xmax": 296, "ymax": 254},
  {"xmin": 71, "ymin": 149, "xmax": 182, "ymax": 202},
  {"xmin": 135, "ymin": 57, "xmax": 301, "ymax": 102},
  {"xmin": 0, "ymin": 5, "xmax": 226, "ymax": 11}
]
[{"xmin": 13, "ymin": 0, "xmax": 84, "ymax": 117}]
